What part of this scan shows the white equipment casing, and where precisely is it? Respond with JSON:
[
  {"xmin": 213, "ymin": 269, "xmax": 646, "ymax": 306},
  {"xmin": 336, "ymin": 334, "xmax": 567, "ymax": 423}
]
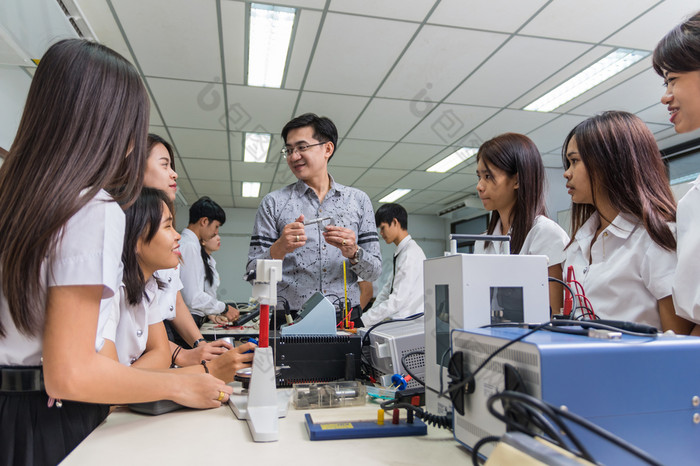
[
  {"xmin": 361, "ymin": 318, "xmax": 425, "ymax": 389},
  {"xmin": 423, "ymin": 253, "xmax": 550, "ymax": 415}
]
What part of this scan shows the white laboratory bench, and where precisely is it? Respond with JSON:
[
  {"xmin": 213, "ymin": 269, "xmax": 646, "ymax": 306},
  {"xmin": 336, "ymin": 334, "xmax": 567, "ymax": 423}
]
[{"xmin": 62, "ymin": 397, "xmax": 468, "ymax": 465}]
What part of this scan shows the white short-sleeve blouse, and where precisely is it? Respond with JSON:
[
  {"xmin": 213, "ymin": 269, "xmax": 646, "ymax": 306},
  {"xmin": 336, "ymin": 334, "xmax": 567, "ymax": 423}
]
[
  {"xmin": 0, "ymin": 190, "xmax": 124, "ymax": 365},
  {"xmin": 474, "ymin": 215, "xmax": 569, "ymax": 265}
]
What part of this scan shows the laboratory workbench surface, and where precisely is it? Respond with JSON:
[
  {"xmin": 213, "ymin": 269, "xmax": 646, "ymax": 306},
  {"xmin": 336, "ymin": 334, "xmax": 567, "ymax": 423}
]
[{"xmin": 62, "ymin": 394, "xmax": 467, "ymax": 465}]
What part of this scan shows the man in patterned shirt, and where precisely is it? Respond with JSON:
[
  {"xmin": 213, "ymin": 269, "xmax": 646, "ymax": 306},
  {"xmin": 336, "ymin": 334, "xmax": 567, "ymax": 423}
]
[{"xmin": 246, "ymin": 113, "xmax": 381, "ymax": 319}]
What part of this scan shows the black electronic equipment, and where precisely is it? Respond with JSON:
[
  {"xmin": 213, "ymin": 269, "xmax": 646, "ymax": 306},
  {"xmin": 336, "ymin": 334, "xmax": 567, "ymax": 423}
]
[{"xmin": 272, "ymin": 334, "xmax": 362, "ymax": 387}]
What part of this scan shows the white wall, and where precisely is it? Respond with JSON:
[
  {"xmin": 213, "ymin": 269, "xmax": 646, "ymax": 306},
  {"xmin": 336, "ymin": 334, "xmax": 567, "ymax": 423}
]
[
  {"xmin": 0, "ymin": 65, "xmax": 31, "ymax": 150},
  {"xmin": 175, "ymin": 205, "xmax": 258, "ymax": 303}
]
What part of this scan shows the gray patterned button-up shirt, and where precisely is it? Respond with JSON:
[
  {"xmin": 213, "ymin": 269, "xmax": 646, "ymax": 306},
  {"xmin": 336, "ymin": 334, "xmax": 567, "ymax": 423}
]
[{"xmin": 246, "ymin": 176, "xmax": 381, "ymax": 311}]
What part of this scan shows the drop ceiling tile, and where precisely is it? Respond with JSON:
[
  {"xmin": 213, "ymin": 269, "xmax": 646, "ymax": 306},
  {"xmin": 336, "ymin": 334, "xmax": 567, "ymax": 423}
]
[
  {"xmin": 353, "ymin": 168, "xmax": 410, "ymax": 187},
  {"xmin": 418, "ymin": 146, "xmax": 468, "ymax": 171},
  {"xmin": 526, "ymin": 115, "xmax": 588, "ymax": 154},
  {"xmin": 554, "ymin": 58, "xmax": 652, "ymax": 114},
  {"xmin": 378, "ymin": 25, "xmax": 508, "ymax": 101},
  {"xmin": 296, "ymin": 92, "xmax": 370, "ymax": 138},
  {"xmin": 347, "ymin": 98, "xmax": 425, "ymax": 141},
  {"xmin": 329, "ymin": 166, "xmax": 370, "ymax": 185},
  {"xmin": 304, "ymin": 13, "xmax": 419, "ymax": 95},
  {"xmin": 541, "ymin": 153, "xmax": 564, "ymax": 169},
  {"xmin": 428, "ymin": 173, "xmax": 478, "ymax": 192},
  {"xmin": 402, "ymin": 104, "xmax": 500, "ymax": 145},
  {"xmin": 191, "ymin": 179, "xmax": 232, "ymax": 196},
  {"xmin": 181, "ymin": 158, "xmax": 231, "ymax": 181},
  {"xmin": 375, "ymin": 143, "xmax": 444, "ymax": 170},
  {"xmin": 112, "ymin": 0, "xmax": 221, "ymax": 81},
  {"xmin": 235, "ymin": 197, "xmax": 265, "ymax": 209},
  {"xmin": 333, "ymin": 138, "xmax": 394, "ymax": 168},
  {"xmin": 352, "ymin": 186, "xmax": 385, "ymax": 199},
  {"xmin": 229, "ymin": 161, "xmax": 277, "ymax": 182},
  {"xmin": 447, "ymin": 36, "xmax": 592, "ymax": 107},
  {"xmin": 636, "ymin": 105, "xmax": 674, "ymax": 126},
  {"xmin": 391, "ymin": 202, "xmax": 430, "ymax": 214},
  {"xmin": 269, "ymin": 0, "xmax": 327, "ymax": 8},
  {"xmin": 404, "ymin": 189, "xmax": 457, "ymax": 204},
  {"xmin": 170, "ymin": 128, "xmax": 229, "ymax": 159},
  {"xmin": 520, "ymin": 0, "xmax": 659, "ymax": 43},
  {"xmin": 395, "ymin": 172, "xmax": 449, "ymax": 190},
  {"xmin": 225, "ymin": 85, "xmax": 298, "ymax": 132},
  {"xmin": 656, "ymin": 127, "xmax": 700, "ymax": 150},
  {"xmin": 509, "ymin": 46, "xmax": 613, "ymax": 109},
  {"xmin": 646, "ymin": 122, "xmax": 672, "ymax": 133},
  {"xmin": 428, "ymin": 0, "xmax": 548, "ymax": 33},
  {"xmin": 149, "ymin": 102, "xmax": 164, "ymax": 126},
  {"xmin": 570, "ymin": 69, "xmax": 666, "ymax": 115},
  {"xmin": 221, "ymin": 1, "xmax": 246, "ymax": 85},
  {"xmin": 463, "ymin": 109, "xmax": 559, "ymax": 143},
  {"xmin": 605, "ymin": 0, "xmax": 696, "ymax": 50},
  {"xmin": 329, "ymin": 0, "xmax": 434, "ymax": 21},
  {"xmin": 284, "ymin": 10, "xmax": 323, "ymax": 90},
  {"xmin": 148, "ymin": 77, "xmax": 227, "ymax": 130}
]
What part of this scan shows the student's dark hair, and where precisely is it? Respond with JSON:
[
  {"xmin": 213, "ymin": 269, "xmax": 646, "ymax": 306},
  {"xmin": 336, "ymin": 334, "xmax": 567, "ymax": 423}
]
[
  {"xmin": 148, "ymin": 133, "xmax": 176, "ymax": 171},
  {"xmin": 0, "ymin": 39, "xmax": 149, "ymax": 337},
  {"xmin": 281, "ymin": 113, "xmax": 338, "ymax": 160},
  {"xmin": 201, "ymin": 245, "xmax": 214, "ymax": 287},
  {"xmin": 562, "ymin": 111, "xmax": 676, "ymax": 251},
  {"xmin": 188, "ymin": 196, "xmax": 226, "ymax": 226},
  {"xmin": 123, "ymin": 188, "xmax": 173, "ymax": 305},
  {"xmin": 375, "ymin": 203, "xmax": 408, "ymax": 230},
  {"xmin": 653, "ymin": 10, "xmax": 700, "ymax": 76},
  {"xmin": 477, "ymin": 133, "xmax": 547, "ymax": 255}
]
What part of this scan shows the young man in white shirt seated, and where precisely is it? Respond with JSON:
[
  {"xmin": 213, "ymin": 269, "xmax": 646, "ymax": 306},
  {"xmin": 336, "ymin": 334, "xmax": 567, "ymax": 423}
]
[
  {"xmin": 180, "ymin": 197, "xmax": 239, "ymax": 327},
  {"xmin": 355, "ymin": 203, "xmax": 426, "ymax": 327}
]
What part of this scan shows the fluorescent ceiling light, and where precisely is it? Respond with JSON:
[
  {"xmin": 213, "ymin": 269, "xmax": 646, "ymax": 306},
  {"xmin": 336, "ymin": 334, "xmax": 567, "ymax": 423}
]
[
  {"xmin": 379, "ymin": 189, "xmax": 412, "ymax": 203},
  {"xmin": 244, "ymin": 132, "xmax": 271, "ymax": 163},
  {"xmin": 524, "ymin": 48, "xmax": 649, "ymax": 112},
  {"xmin": 248, "ymin": 3, "xmax": 296, "ymax": 88},
  {"xmin": 426, "ymin": 148, "xmax": 478, "ymax": 173},
  {"xmin": 242, "ymin": 182, "xmax": 261, "ymax": 198}
]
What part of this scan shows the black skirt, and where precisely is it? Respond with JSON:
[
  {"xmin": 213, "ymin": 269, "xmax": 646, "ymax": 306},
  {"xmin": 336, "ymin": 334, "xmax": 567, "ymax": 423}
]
[{"xmin": 0, "ymin": 391, "xmax": 109, "ymax": 466}]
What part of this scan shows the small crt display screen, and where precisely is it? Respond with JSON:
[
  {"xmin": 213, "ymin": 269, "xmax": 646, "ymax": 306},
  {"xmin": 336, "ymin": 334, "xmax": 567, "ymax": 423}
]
[{"xmin": 489, "ymin": 286, "xmax": 524, "ymax": 324}]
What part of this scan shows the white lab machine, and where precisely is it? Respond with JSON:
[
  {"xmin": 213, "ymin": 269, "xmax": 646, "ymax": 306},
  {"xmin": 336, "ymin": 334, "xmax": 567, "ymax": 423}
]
[{"xmin": 423, "ymin": 235, "xmax": 550, "ymax": 415}]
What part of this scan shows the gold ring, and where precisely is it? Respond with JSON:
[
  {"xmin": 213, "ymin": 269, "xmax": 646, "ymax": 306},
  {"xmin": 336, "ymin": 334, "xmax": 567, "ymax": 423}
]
[
  {"xmin": 217, "ymin": 391, "xmax": 226, "ymax": 402},
  {"xmin": 342, "ymin": 239, "xmax": 346, "ymax": 246},
  {"xmin": 296, "ymin": 235, "xmax": 299, "ymax": 242}
]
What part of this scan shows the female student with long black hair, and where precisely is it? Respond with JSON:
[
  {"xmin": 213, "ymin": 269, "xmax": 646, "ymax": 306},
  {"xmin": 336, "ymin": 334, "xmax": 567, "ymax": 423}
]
[
  {"xmin": 562, "ymin": 111, "xmax": 693, "ymax": 333},
  {"xmin": 202, "ymin": 234, "xmax": 222, "ymax": 302},
  {"xmin": 97, "ymin": 188, "xmax": 254, "ymax": 377},
  {"xmin": 653, "ymin": 11, "xmax": 700, "ymax": 331},
  {"xmin": 474, "ymin": 132, "xmax": 570, "ymax": 314},
  {"xmin": 0, "ymin": 40, "xmax": 232, "ymax": 466},
  {"xmin": 143, "ymin": 134, "xmax": 233, "ymax": 360}
]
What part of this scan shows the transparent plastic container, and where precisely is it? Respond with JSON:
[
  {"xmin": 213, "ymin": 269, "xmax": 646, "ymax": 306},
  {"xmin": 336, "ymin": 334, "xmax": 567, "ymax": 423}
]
[{"xmin": 292, "ymin": 381, "xmax": 367, "ymax": 409}]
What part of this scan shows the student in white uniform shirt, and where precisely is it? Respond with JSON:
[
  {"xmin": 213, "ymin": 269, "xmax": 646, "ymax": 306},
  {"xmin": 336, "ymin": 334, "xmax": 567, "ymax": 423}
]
[
  {"xmin": 180, "ymin": 197, "xmax": 239, "ymax": 327},
  {"xmin": 202, "ymin": 234, "xmax": 223, "ymax": 304},
  {"xmin": 143, "ymin": 134, "xmax": 233, "ymax": 364},
  {"xmin": 97, "ymin": 188, "xmax": 254, "ymax": 379},
  {"xmin": 474, "ymin": 133, "xmax": 570, "ymax": 314},
  {"xmin": 653, "ymin": 11, "xmax": 700, "ymax": 334},
  {"xmin": 356, "ymin": 203, "xmax": 426, "ymax": 327},
  {"xmin": 0, "ymin": 40, "xmax": 232, "ymax": 466},
  {"xmin": 561, "ymin": 111, "xmax": 693, "ymax": 333}
]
